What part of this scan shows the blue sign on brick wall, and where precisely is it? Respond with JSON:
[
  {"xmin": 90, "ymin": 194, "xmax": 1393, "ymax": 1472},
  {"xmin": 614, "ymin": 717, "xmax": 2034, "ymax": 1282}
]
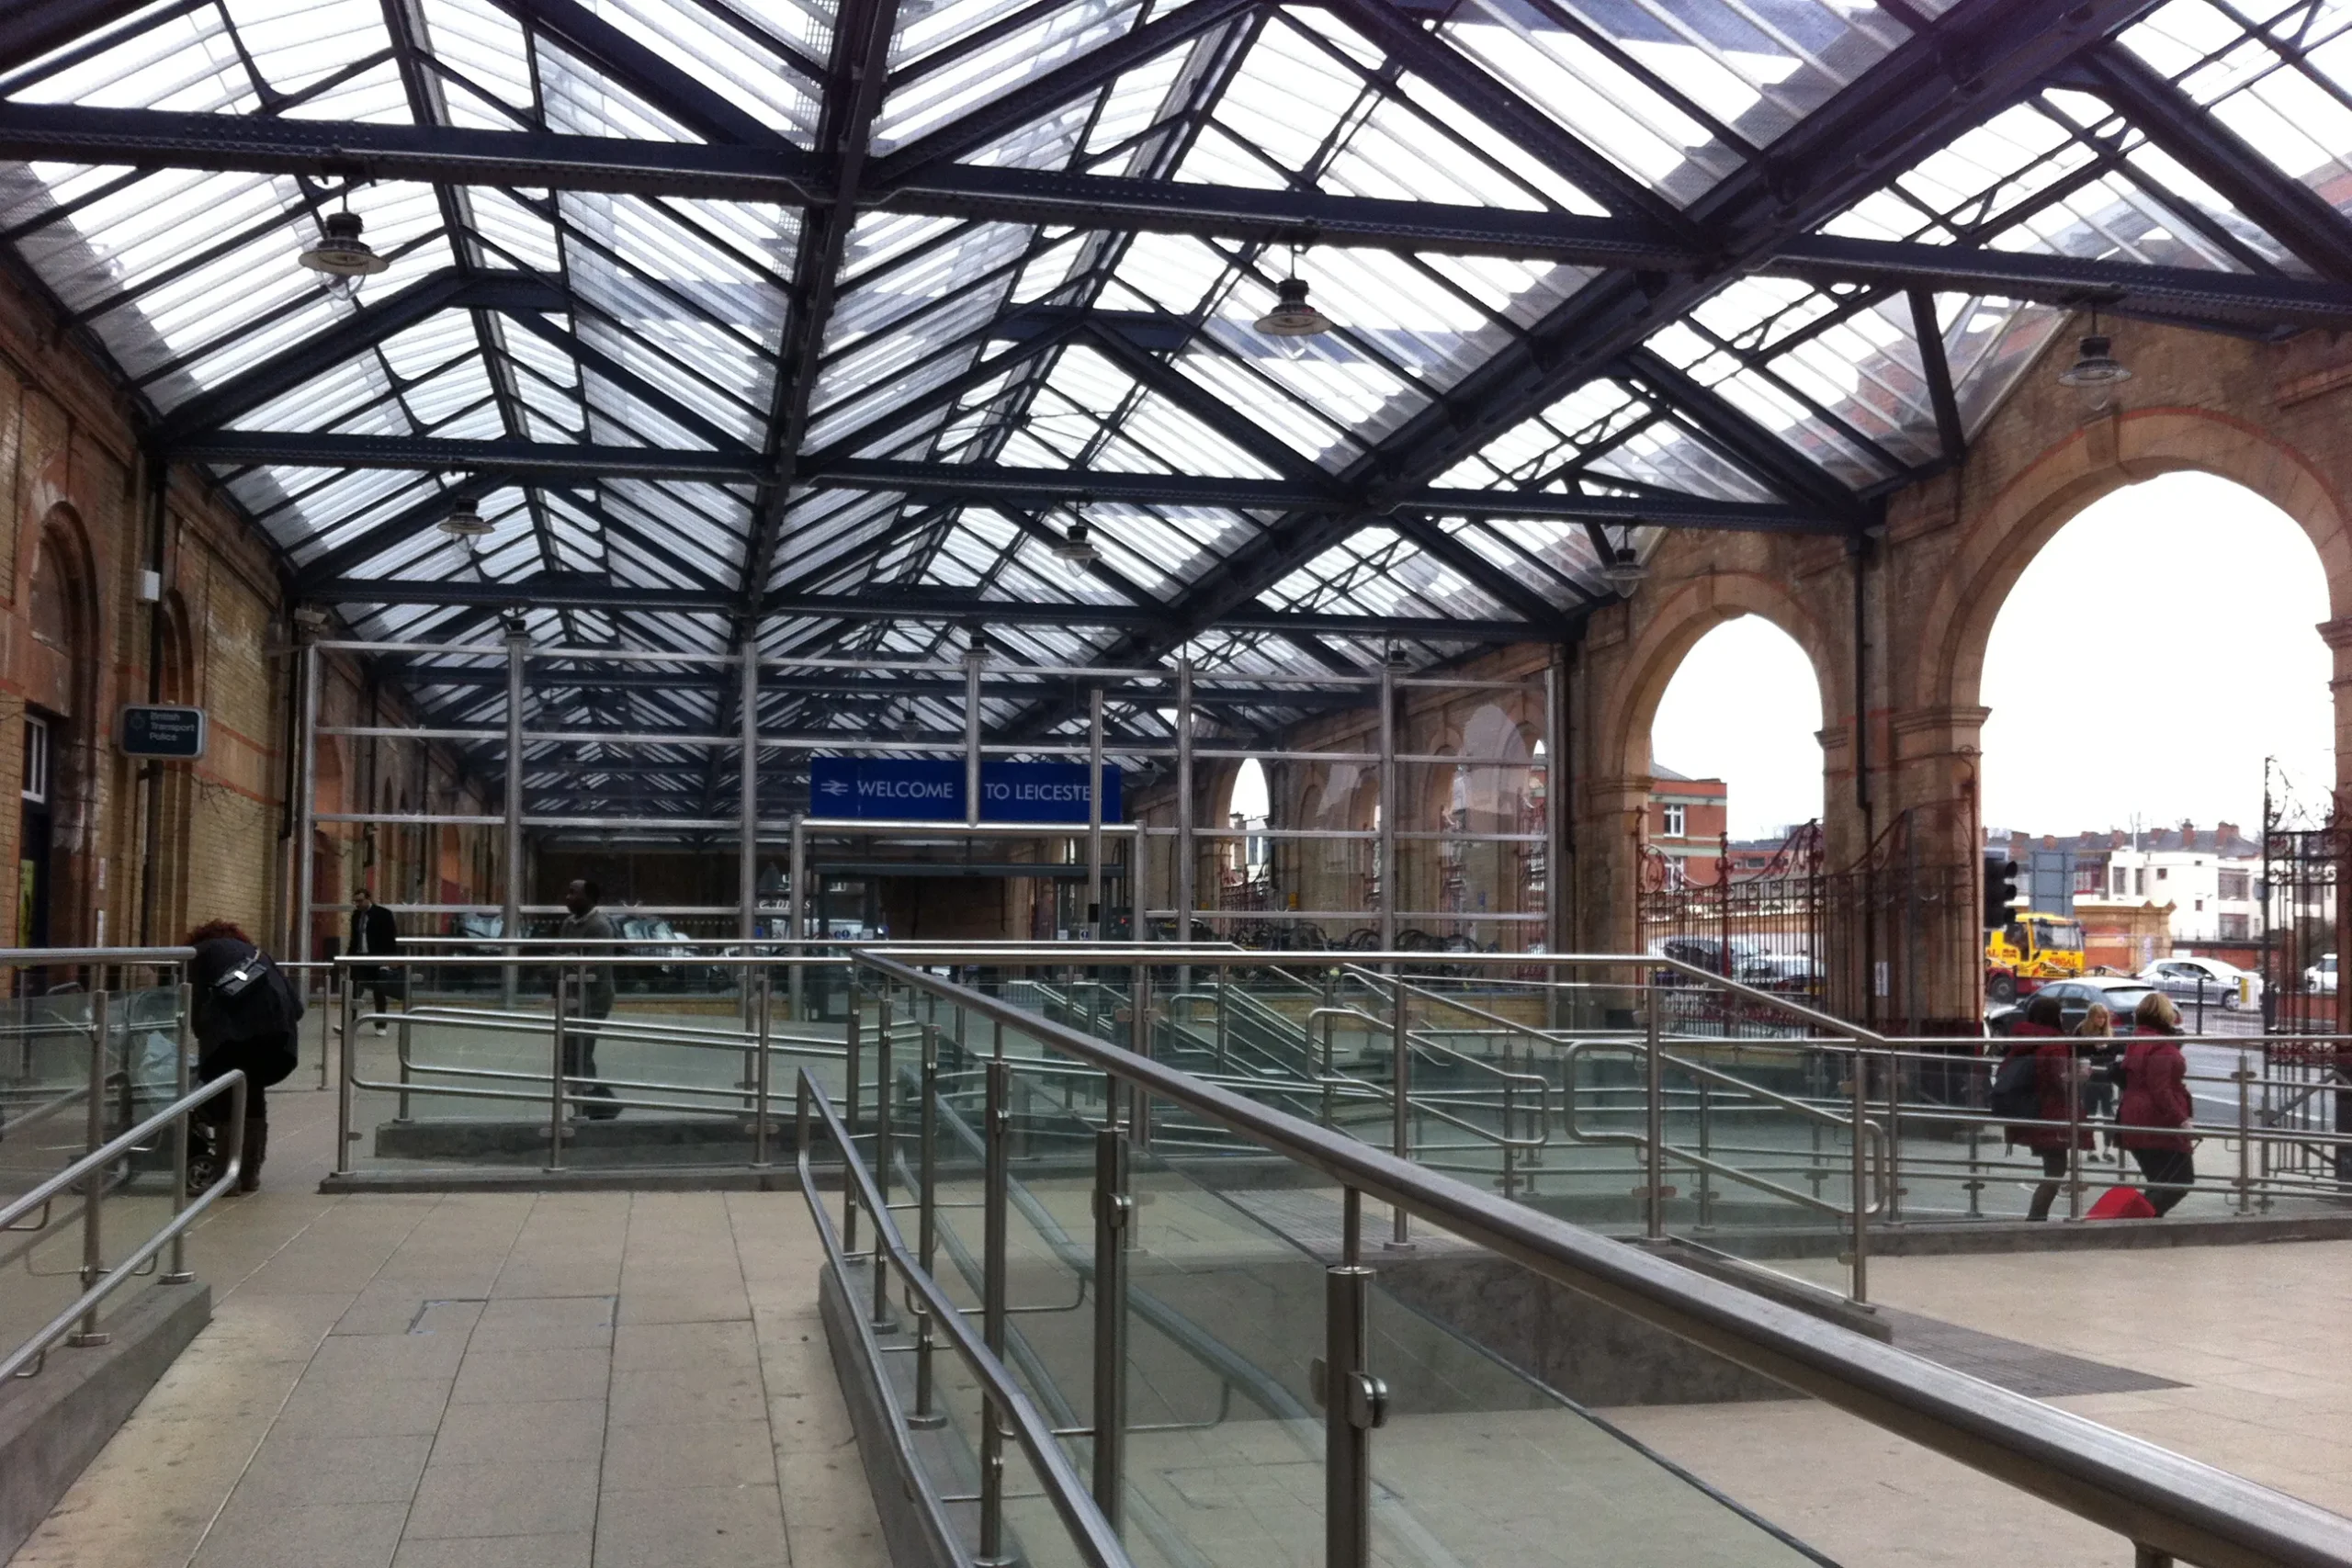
[{"xmin": 808, "ymin": 758, "xmax": 1121, "ymax": 824}]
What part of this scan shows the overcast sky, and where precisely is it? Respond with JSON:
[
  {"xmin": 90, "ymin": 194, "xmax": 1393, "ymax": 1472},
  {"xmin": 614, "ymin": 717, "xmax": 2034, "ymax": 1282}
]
[{"xmin": 1648, "ymin": 471, "xmax": 2335, "ymax": 841}]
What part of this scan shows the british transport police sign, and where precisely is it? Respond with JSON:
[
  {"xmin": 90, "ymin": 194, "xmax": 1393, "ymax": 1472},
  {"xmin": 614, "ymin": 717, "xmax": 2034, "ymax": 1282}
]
[
  {"xmin": 119, "ymin": 705, "xmax": 207, "ymax": 760},
  {"xmin": 808, "ymin": 757, "xmax": 1121, "ymax": 824}
]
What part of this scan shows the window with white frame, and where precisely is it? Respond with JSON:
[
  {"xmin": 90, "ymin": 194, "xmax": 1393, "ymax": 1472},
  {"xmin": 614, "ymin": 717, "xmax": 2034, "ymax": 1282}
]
[
  {"xmin": 1662, "ymin": 804, "xmax": 1686, "ymax": 837},
  {"xmin": 20, "ymin": 715, "xmax": 49, "ymax": 806}
]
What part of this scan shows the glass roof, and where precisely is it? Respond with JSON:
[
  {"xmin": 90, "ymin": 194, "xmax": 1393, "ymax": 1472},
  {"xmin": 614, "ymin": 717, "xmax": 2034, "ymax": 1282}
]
[{"xmin": 6, "ymin": 0, "xmax": 2348, "ymax": 768}]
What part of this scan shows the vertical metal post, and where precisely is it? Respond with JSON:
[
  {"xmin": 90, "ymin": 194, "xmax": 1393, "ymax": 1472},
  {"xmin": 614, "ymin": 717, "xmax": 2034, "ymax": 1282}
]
[
  {"xmin": 1127, "ymin": 962, "xmax": 1153, "ymax": 1148},
  {"xmin": 979, "ymin": 1056, "xmax": 1012, "ymax": 1565},
  {"xmin": 740, "ymin": 646, "xmax": 761, "ymax": 1031},
  {"xmin": 1175, "ymin": 660, "xmax": 1195, "ymax": 1002},
  {"xmin": 1544, "ymin": 650, "xmax": 1569, "ymax": 1030},
  {"xmin": 1696, "ymin": 1080, "xmax": 1713, "ymax": 1230},
  {"xmin": 296, "ymin": 643, "xmax": 320, "ymax": 968},
  {"xmin": 335, "ymin": 978, "xmax": 356, "ymax": 1178},
  {"xmin": 1323, "ymin": 1262, "xmax": 1380, "ymax": 1568},
  {"xmin": 910, "ymin": 1021, "xmax": 943, "ymax": 1427},
  {"xmin": 1088, "ymin": 688, "xmax": 1106, "ymax": 942},
  {"xmin": 965, "ymin": 642, "xmax": 985, "ymax": 828},
  {"xmin": 502, "ymin": 630, "xmax": 526, "ymax": 1010},
  {"xmin": 1091, "ymin": 1122, "xmax": 1130, "ymax": 1532},
  {"xmin": 787, "ymin": 817, "xmax": 807, "ymax": 1021},
  {"xmin": 2065, "ymin": 1042, "xmax": 2084, "ymax": 1220},
  {"xmin": 873, "ymin": 998, "xmax": 895, "ymax": 1327},
  {"xmin": 1850, "ymin": 1039, "xmax": 1871, "ymax": 1302},
  {"xmin": 751, "ymin": 970, "xmax": 774, "ymax": 1168},
  {"xmin": 545, "ymin": 962, "xmax": 570, "ymax": 1170},
  {"xmin": 1388, "ymin": 978, "xmax": 1411, "ymax": 1248},
  {"xmin": 1378, "ymin": 657, "xmax": 1398, "ymax": 953},
  {"xmin": 843, "ymin": 983, "xmax": 864, "ymax": 1252},
  {"xmin": 2236, "ymin": 1049, "xmax": 2253, "ymax": 1215},
  {"xmin": 70, "ymin": 991, "xmax": 111, "ymax": 1347},
  {"xmin": 1215, "ymin": 969, "xmax": 1230, "ymax": 1071},
  {"xmin": 1645, "ymin": 988, "xmax": 1665, "ymax": 1240},
  {"xmin": 317, "ymin": 964, "xmax": 332, "ymax": 1090},
  {"xmin": 164, "ymin": 980, "xmax": 194, "ymax": 1282}
]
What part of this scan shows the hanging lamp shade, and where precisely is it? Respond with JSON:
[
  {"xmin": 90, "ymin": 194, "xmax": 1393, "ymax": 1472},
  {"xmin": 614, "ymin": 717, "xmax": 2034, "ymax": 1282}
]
[
  {"xmin": 1603, "ymin": 545, "xmax": 1647, "ymax": 593},
  {"xmin": 1254, "ymin": 276, "xmax": 1332, "ymax": 337},
  {"xmin": 300, "ymin": 209, "xmax": 390, "ymax": 279},
  {"xmin": 2056, "ymin": 333, "xmax": 2131, "ymax": 389},
  {"xmin": 438, "ymin": 503, "xmax": 494, "ymax": 538},
  {"xmin": 1052, "ymin": 519, "xmax": 1098, "ymax": 570}
]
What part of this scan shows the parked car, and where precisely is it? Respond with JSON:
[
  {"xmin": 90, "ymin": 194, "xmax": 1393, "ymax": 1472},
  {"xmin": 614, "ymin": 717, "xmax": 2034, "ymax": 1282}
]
[
  {"xmin": 2304, "ymin": 953, "xmax": 2337, "ymax": 995},
  {"xmin": 1986, "ymin": 976, "xmax": 2163, "ymax": 1037},
  {"xmin": 1648, "ymin": 936, "xmax": 1816, "ymax": 993},
  {"xmin": 2137, "ymin": 956, "xmax": 2259, "ymax": 1010}
]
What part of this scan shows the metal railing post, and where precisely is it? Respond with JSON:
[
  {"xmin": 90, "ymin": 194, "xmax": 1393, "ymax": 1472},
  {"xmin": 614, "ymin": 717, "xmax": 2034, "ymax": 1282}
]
[
  {"xmin": 1127, "ymin": 963, "xmax": 1152, "ymax": 1149},
  {"xmin": 546, "ymin": 962, "xmax": 570, "ymax": 1170},
  {"xmin": 1175, "ymin": 659, "xmax": 1195, "ymax": 1002},
  {"xmin": 164, "ymin": 980, "xmax": 195, "ymax": 1283},
  {"xmin": 2235, "ymin": 1049, "xmax": 2253, "ymax": 1215},
  {"xmin": 980, "ymin": 1056, "xmax": 1012, "ymax": 1565},
  {"xmin": 1850, "ymin": 1039, "xmax": 1871, "ymax": 1303},
  {"xmin": 739, "ymin": 645, "xmax": 760, "ymax": 1036},
  {"xmin": 335, "ymin": 977, "xmax": 356, "ymax": 1178},
  {"xmin": 1215, "ymin": 969, "xmax": 1230, "ymax": 1070},
  {"xmin": 910, "ymin": 1021, "xmax": 944, "ymax": 1428},
  {"xmin": 1388, "ymin": 977, "xmax": 1411, "ymax": 1249},
  {"xmin": 844, "ymin": 982, "xmax": 865, "ymax": 1253},
  {"xmin": 503, "ymin": 629, "xmax": 526, "ymax": 1010},
  {"xmin": 2066, "ymin": 1044, "xmax": 2084, "ymax": 1221},
  {"xmin": 1645, "ymin": 989, "xmax": 1665, "ymax": 1241},
  {"xmin": 751, "ymin": 970, "xmax": 774, "ymax": 1169},
  {"xmin": 393, "ymin": 976, "xmax": 413, "ymax": 1122},
  {"xmin": 317, "ymin": 967, "xmax": 332, "ymax": 1089},
  {"xmin": 1696, "ymin": 1079, "xmax": 1713, "ymax": 1230},
  {"xmin": 71, "ymin": 990, "xmax": 112, "ymax": 1348},
  {"xmin": 1323, "ymin": 1260, "xmax": 1384, "ymax": 1568},
  {"xmin": 1091, "ymin": 1119, "xmax": 1130, "ymax": 1532},
  {"xmin": 1378, "ymin": 656, "xmax": 1397, "ymax": 952},
  {"xmin": 873, "ymin": 997, "xmax": 895, "ymax": 1328}
]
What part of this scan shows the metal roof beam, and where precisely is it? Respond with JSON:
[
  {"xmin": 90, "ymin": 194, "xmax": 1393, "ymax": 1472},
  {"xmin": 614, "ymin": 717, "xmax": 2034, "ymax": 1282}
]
[
  {"xmin": 2085, "ymin": 47, "xmax": 2352, "ymax": 286},
  {"xmin": 169, "ymin": 432, "xmax": 765, "ymax": 481},
  {"xmin": 306, "ymin": 576, "xmax": 1544, "ymax": 639},
  {"xmin": 14, "ymin": 107, "xmax": 2352, "ymax": 326}
]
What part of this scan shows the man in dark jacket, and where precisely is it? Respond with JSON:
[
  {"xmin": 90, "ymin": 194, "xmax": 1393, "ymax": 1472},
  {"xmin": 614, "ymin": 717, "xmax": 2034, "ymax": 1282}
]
[
  {"xmin": 186, "ymin": 920, "xmax": 303, "ymax": 1192},
  {"xmin": 347, "ymin": 887, "xmax": 404, "ymax": 1034},
  {"xmin": 557, "ymin": 879, "xmax": 622, "ymax": 1119}
]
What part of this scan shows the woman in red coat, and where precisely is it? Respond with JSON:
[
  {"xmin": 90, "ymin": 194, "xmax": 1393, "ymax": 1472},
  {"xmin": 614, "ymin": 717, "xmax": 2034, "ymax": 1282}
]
[
  {"xmin": 2002, "ymin": 993, "xmax": 2095, "ymax": 1221},
  {"xmin": 2120, "ymin": 993, "xmax": 2197, "ymax": 1214}
]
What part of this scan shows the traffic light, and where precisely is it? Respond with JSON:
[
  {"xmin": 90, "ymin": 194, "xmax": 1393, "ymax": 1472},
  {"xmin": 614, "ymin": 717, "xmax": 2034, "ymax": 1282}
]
[{"xmin": 1983, "ymin": 854, "xmax": 2019, "ymax": 928}]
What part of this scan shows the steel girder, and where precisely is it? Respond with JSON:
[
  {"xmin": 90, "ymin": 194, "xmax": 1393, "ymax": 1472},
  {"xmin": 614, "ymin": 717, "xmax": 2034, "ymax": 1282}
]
[{"xmin": 16, "ymin": 105, "xmax": 2352, "ymax": 333}]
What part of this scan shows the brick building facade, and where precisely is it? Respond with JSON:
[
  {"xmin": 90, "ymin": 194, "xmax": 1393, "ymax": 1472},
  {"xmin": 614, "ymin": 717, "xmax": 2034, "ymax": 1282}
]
[{"xmin": 0, "ymin": 267, "xmax": 497, "ymax": 964}]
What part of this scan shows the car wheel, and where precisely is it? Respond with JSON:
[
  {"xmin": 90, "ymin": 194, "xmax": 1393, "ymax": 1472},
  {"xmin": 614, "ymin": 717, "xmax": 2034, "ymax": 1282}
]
[
  {"xmin": 1987, "ymin": 973, "xmax": 2017, "ymax": 1005},
  {"xmin": 2221, "ymin": 992, "xmax": 2240, "ymax": 1010}
]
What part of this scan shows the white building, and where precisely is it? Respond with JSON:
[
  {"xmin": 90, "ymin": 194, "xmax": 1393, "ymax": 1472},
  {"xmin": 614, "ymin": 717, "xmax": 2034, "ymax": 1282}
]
[{"xmin": 2094, "ymin": 824, "xmax": 2260, "ymax": 944}]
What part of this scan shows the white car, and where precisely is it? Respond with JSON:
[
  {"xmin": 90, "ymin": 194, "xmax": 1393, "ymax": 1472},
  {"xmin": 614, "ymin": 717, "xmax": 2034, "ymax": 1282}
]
[
  {"xmin": 2137, "ymin": 957, "xmax": 2261, "ymax": 1010},
  {"xmin": 2305, "ymin": 953, "xmax": 2337, "ymax": 996}
]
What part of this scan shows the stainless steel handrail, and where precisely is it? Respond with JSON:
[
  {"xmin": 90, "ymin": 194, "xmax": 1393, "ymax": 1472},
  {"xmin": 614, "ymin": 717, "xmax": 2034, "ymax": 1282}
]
[
  {"xmin": 795, "ymin": 1070, "xmax": 1129, "ymax": 1568},
  {"xmin": 855, "ymin": 951, "xmax": 2352, "ymax": 1568},
  {"xmin": 0, "ymin": 1070, "xmax": 245, "ymax": 1384}
]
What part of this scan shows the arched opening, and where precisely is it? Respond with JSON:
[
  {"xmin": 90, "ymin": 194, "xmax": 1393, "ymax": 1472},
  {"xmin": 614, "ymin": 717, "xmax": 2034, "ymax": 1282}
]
[
  {"xmin": 1641, "ymin": 617, "xmax": 1827, "ymax": 987},
  {"xmin": 17, "ymin": 513, "xmax": 100, "ymax": 956},
  {"xmin": 1218, "ymin": 758, "xmax": 1272, "ymax": 937},
  {"xmin": 1981, "ymin": 471, "xmax": 2329, "ymax": 997},
  {"xmin": 1436, "ymin": 705, "xmax": 1543, "ymax": 952}
]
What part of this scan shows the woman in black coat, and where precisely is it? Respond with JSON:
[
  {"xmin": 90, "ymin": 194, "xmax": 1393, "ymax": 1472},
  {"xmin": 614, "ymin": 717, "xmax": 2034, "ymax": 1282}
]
[{"xmin": 185, "ymin": 920, "xmax": 302, "ymax": 1192}]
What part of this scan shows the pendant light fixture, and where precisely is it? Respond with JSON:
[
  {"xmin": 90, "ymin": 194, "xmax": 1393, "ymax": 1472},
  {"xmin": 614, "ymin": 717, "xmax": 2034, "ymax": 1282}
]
[
  {"xmin": 1602, "ymin": 538, "xmax": 1647, "ymax": 594},
  {"xmin": 1253, "ymin": 244, "xmax": 1333, "ymax": 357},
  {"xmin": 300, "ymin": 193, "xmax": 390, "ymax": 294},
  {"xmin": 437, "ymin": 502, "xmax": 494, "ymax": 538},
  {"xmin": 2056, "ymin": 307, "xmax": 2131, "ymax": 410},
  {"xmin": 1051, "ymin": 503, "xmax": 1098, "ymax": 572}
]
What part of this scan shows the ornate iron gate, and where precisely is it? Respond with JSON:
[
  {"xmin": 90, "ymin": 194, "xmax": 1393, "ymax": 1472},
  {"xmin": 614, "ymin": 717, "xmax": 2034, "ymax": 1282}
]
[
  {"xmin": 2260, "ymin": 780, "xmax": 2348, "ymax": 1184},
  {"xmin": 1637, "ymin": 822, "xmax": 1825, "ymax": 1033}
]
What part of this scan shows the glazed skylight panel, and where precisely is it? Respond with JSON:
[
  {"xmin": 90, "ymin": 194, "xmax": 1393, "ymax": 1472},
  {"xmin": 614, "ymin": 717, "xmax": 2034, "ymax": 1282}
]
[
  {"xmin": 1590, "ymin": 418, "xmax": 1781, "ymax": 503},
  {"xmin": 2126, "ymin": 1, "xmax": 2352, "ymax": 214},
  {"xmin": 580, "ymin": 0, "xmax": 824, "ymax": 143},
  {"xmin": 1433, "ymin": 379, "xmax": 1649, "ymax": 491},
  {"xmin": 874, "ymin": 0, "xmax": 1150, "ymax": 151}
]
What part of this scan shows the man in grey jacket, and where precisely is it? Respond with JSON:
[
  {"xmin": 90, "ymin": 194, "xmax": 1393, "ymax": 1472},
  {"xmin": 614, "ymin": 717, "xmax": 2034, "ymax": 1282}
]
[{"xmin": 558, "ymin": 878, "xmax": 622, "ymax": 1119}]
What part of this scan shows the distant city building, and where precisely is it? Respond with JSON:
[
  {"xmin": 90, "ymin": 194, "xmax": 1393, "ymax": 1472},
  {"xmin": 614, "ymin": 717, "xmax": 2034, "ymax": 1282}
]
[
  {"xmin": 1985, "ymin": 821, "xmax": 2262, "ymax": 964},
  {"xmin": 1645, "ymin": 767, "xmax": 1727, "ymax": 886}
]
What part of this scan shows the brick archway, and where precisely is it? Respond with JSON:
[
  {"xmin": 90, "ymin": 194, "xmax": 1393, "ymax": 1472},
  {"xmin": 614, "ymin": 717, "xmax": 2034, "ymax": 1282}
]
[{"xmin": 1914, "ymin": 407, "xmax": 2352, "ymax": 732}]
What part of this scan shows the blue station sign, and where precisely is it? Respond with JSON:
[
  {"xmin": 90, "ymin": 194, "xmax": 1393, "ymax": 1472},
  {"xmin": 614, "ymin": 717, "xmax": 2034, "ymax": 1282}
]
[{"xmin": 809, "ymin": 758, "xmax": 1121, "ymax": 824}]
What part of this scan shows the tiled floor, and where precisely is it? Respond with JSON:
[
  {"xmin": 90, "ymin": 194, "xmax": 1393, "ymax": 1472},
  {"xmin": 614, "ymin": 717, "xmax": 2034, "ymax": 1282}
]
[
  {"xmin": 6, "ymin": 1079, "xmax": 885, "ymax": 1568},
  {"xmin": 1607, "ymin": 1241, "xmax": 2352, "ymax": 1568}
]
